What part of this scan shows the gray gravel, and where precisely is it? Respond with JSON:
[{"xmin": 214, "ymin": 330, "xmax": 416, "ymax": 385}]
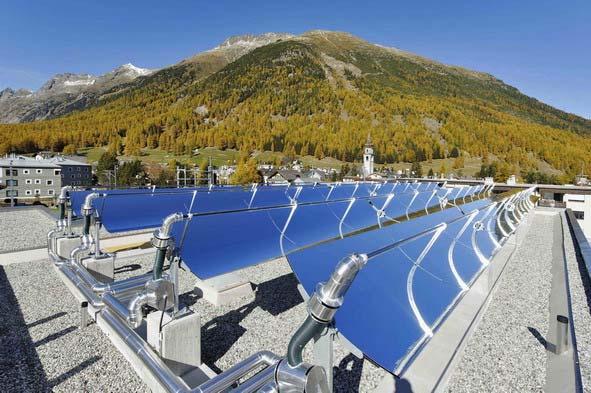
[
  {"xmin": 0, "ymin": 209, "xmax": 56, "ymax": 253},
  {"xmin": 1, "ymin": 249, "xmax": 388, "ymax": 392},
  {"xmin": 1, "ymin": 258, "xmax": 148, "ymax": 392},
  {"xmin": 446, "ymin": 212, "xmax": 553, "ymax": 392},
  {"xmin": 561, "ymin": 213, "xmax": 591, "ymax": 391}
]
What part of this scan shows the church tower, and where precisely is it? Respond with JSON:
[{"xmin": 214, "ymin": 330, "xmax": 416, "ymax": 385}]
[{"xmin": 363, "ymin": 133, "xmax": 374, "ymax": 178}]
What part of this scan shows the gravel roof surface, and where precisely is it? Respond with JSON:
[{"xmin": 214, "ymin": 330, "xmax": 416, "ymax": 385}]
[
  {"xmin": 445, "ymin": 211, "xmax": 553, "ymax": 392},
  {"xmin": 0, "ymin": 209, "xmax": 56, "ymax": 253},
  {"xmin": 0, "ymin": 257, "xmax": 148, "ymax": 393},
  {"xmin": 562, "ymin": 213, "xmax": 591, "ymax": 390},
  {"xmin": 1, "ymin": 249, "xmax": 389, "ymax": 392}
]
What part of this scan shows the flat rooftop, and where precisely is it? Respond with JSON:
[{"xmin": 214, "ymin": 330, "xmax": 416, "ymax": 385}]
[{"xmin": 0, "ymin": 206, "xmax": 589, "ymax": 392}]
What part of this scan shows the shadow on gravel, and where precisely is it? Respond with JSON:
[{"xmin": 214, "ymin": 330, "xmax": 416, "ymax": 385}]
[
  {"xmin": 190, "ymin": 273, "xmax": 304, "ymax": 368},
  {"xmin": 527, "ymin": 326, "xmax": 550, "ymax": 350},
  {"xmin": 0, "ymin": 266, "xmax": 49, "ymax": 391},
  {"xmin": 34, "ymin": 326, "xmax": 77, "ymax": 347},
  {"xmin": 114, "ymin": 263, "xmax": 142, "ymax": 274},
  {"xmin": 333, "ymin": 353, "xmax": 363, "ymax": 391},
  {"xmin": 48, "ymin": 355, "xmax": 101, "ymax": 389},
  {"xmin": 27, "ymin": 312, "xmax": 67, "ymax": 328}
]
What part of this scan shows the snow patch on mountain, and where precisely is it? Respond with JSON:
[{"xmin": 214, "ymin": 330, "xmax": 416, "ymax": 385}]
[
  {"xmin": 117, "ymin": 63, "xmax": 153, "ymax": 76},
  {"xmin": 211, "ymin": 33, "xmax": 294, "ymax": 51},
  {"xmin": 64, "ymin": 79, "xmax": 96, "ymax": 86}
]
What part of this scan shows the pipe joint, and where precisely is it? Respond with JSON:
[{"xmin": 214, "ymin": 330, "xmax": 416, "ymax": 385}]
[
  {"xmin": 275, "ymin": 359, "xmax": 330, "ymax": 393},
  {"xmin": 58, "ymin": 185, "xmax": 71, "ymax": 203},
  {"xmin": 82, "ymin": 192, "xmax": 100, "ymax": 216},
  {"xmin": 315, "ymin": 253, "xmax": 367, "ymax": 309}
]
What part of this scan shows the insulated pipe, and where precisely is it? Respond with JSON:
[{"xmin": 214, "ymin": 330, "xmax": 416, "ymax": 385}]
[
  {"xmin": 57, "ymin": 185, "xmax": 71, "ymax": 227},
  {"xmin": 287, "ymin": 253, "xmax": 368, "ymax": 367},
  {"xmin": 194, "ymin": 351, "xmax": 281, "ymax": 393},
  {"xmin": 95, "ymin": 273, "xmax": 153, "ymax": 295},
  {"xmin": 71, "ymin": 258, "xmax": 152, "ymax": 295},
  {"xmin": 152, "ymin": 248, "xmax": 167, "ymax": 281},
  {"xmin": 100, "ymin": 309, "xmax": 188, "ymax": 392},
  {"xmin": 103, "ymin": 305, "xmax": 282, "ymax": 393},
  {"xmin": 66, "ymin": 192, "xmax": 101, "ymax": 267},
  {"xmin": 102, "ymin": 291, "xmax": 150, "ymax": 329},
  {"xmin": 48, "ymin": 186, "xmax": 73, "ymax": 255},
  {"xmin": 286, "ymin": 317, "xmax": 326, "ymax": 367},
  {"xmin": 152, "ymin": 213, "xmax": 186, "ymax": 280},
  {"xmin": 58, "ymin": 264, "xmax": 103, "ymax": 308}
]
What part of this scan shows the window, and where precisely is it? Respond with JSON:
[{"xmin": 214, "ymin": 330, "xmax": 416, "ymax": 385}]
[
  {"xmin": 46, "ymin": 179, "xmax": 53, "ymax": 186},
  {"xmin": 25, "ymin": 190, "xmax": 32, "ymax": 196},
  {"xmin": 54, "ymin": 169, "xmax": 61, "ymax": 176},
  {"xmin": 48, "ymin": 189, "xmax": 55, "ymax": 196},
  {"xmin": 5, "ymin": 169, "xmax": 17, "ymax": 176},
  {"xmin": 71, "ymin": 174, "xmax": 75, "ymax": 179},
  {"xmin": 36, "ymin": 169, "xmax": 42, "ymax": 174},
  {"xmin": 23, "ymin": 169, "xmax": 30, "ymax": 175},
  {"xmin": 574, "ymin": 211, "xmax": 585, "ymax": 220},
  {"xmin": 68, "ymin": 167, "xmax": 72, "ymax": 172},
  {"xmin": 77, "ymin": 167, "xmax": 81, "ymax": 171},
  {"xmin": 34, "ymin": 189, "xmax": 41, "ymax": 195},
  {"xmin": 6, "ymin": 190, "xmax": 18, "ymax": 197},
  {"xmin": 34, "ymin": 179, "xmax": 41, "ymax": 184},
  {"xmin": 6, "ymin": 179, "xmax": 18, "ymax": 186},
  {"xmin": 77, "ymin": 173, "xmax": 81, "ymax": 178},
  {"xmin": 84, "ymin": 167, "xmax": 89, "ymax": 172},
  {"xmin": 25, "ymin": 179, "xmax": 32, "ymax": 185}
]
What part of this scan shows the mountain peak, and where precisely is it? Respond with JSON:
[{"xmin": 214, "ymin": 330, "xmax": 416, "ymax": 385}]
[
  {"xmin": 213, "ymin": 32, "xmax": 294, "ymax": 50},
  {"xmin": 114, "ymin": 63, "xmax": 153, "ymax": 76}
]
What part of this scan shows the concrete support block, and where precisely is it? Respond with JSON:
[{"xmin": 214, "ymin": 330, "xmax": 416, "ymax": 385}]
[
  {"xmin": 194, "ymin": 272, "xmax": 254, "ymax": 306},
  {"xmin": 81, "ymin": 253, "xmax": 115, "ymax": 283},
  {"xmin": 56, "ymin": 236, "xmax": 81, "ymax": 260},
  {"xmin": 147, "ymin": 311, "xmax": 202, "ymax": 376}
]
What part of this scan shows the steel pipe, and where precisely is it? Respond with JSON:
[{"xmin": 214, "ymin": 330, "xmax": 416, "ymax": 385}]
[
  {"xmin": 193, "ymin": 351, "xmax": 280, "ymax": 393},
  {"xmin": 102, "ymin": 291, "xmax": 150, "ymax": 329},
  {"xmin": 152, "ymin": 212, "xmax": 186, "ymax": 280},
  {"xmin": 100, "ymin": 309, "xmax": 189, "ymax": 393},
  {"xmin": 58, "ymin": 263, "xmax": 103, "ymax": 308},
  {"xmin": 287, "ymin": 253, "xmax": 367, "ymax": 367}
]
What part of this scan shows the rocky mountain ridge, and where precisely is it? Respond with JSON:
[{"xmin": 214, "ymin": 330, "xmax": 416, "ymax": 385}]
[{"xmin": 0, "ymin": 63, "xmax": 154, "ymax": 123}]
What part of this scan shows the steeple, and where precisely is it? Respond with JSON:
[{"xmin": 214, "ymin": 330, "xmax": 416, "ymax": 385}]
[{"xmin": 363, "ymin": 133, "xmax": 374, "ymax": 178}]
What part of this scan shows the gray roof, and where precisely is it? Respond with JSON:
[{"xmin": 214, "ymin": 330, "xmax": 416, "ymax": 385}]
[
  {"xmin": 48, "ymin": 156, "xmax": 91, "ymax": 166},
  {"xmin": 0, "ymin": 155, "xmax": 60, "ymax": 169}
]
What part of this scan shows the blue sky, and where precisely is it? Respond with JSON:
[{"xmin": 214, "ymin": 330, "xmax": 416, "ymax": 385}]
[{"xmin": 1, "ymin": 0, "xmax": 589, "ymax": 119}]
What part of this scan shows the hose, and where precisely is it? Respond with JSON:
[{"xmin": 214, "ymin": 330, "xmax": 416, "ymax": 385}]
[
  {"xmin": 59, "ymin": 202, "xmax": 65, "ymax": 221},
  {"xmin": 83, "ymin": 214, "xmax": 91, "ymax": 236},
  {"xmin": 286, "ymin": 316, "xmax": 326, "ymax": 367},
  {"xmin": 152, "ymin": 247, "xmax": 167, "ymax": 280}
]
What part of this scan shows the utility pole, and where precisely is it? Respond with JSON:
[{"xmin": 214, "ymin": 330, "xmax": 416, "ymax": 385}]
[
  {"xmin": 9, "ymin": 159, "xmax": 14, "ymax": 207},
  {"xmin": 208, "ymin": 157, "xmax": 213, "ymax": 186}
]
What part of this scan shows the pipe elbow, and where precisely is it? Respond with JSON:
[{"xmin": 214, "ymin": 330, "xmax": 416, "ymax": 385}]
[
  {"xmin": 128, "ymin": 293, "xmax": 150, "ymax": 328},
  {"xmin": 158, "ymin": 212, "xmax": 186, "ymax": 239},
  {"xmin": 82, "ymin": 192, "xmax": 101, "ymax": 216},
  {"xmin": 58, "ymin": 185, "xmax": 72, "ymax": 202}
]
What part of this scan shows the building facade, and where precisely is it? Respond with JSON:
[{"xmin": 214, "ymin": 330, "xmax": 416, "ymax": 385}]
[
  {"xmin": 0, "ymin": 155, "xmax": 62, "ymax": 201},
  {"xmin": 49, "ymin": 156, "xmax": 92, "ymax": 186},
  {"xmin": 0, "ymin": 154, "xmax": 92, "ymax": 202}
]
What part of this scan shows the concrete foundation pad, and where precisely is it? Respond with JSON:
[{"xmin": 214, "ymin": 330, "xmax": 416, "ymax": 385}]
[
  {"xmin": 148, "ymin": 311, "xmax": 202, "ymax": 376},
  {"xmin": 56, "ymin": 236, "xmax": 81, "ymax": 259},
  {"xmin": 82, "ymin": 254, "xmax": 115, "ymax": 282},
  {"xmin": 194, "ymin": 272, "xmax": 254, "ymax": 306}
]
